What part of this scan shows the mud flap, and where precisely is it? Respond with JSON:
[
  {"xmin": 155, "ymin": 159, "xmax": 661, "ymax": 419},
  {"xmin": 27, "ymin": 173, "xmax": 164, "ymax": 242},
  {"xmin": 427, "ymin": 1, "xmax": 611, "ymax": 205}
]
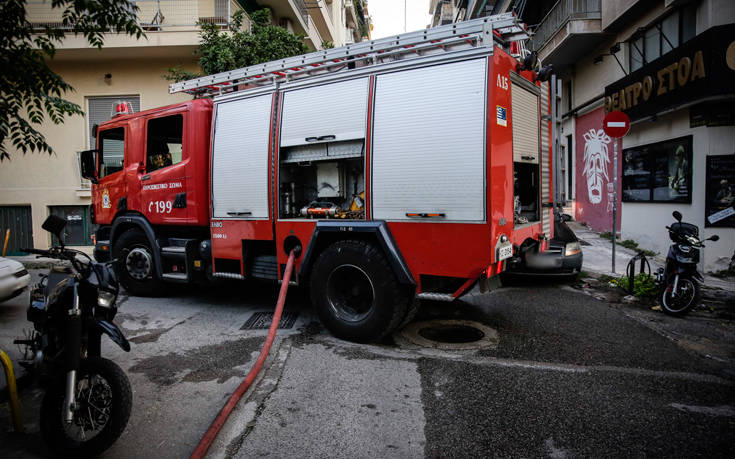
[
  {"xmin": 95, "ymin": 319, "xmax": 131, "ymax": 352},
  {"xmin": 479, "ymin": 274, "xmax": 503, "ymax": 294}
]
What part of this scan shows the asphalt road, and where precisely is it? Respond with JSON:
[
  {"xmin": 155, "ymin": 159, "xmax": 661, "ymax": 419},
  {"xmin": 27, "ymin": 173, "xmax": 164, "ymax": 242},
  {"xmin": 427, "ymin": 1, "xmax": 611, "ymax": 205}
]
[{"xmin": 1, "ymin": 272, "xmax": 733, "ymax": 458}]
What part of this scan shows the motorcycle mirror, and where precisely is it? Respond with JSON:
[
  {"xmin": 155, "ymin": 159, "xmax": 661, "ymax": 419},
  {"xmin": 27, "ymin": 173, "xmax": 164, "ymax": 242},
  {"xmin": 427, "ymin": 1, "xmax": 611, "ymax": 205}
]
[
  {"xmin": 709, "ymin": 235, "xmax": 720, "ymax": 242},
  {"xmin": 672, "ymin": 211, "xmax": 682, "ymax": 222},
  {"xmin": 42, "ymin": 215, "xmax": 67, "ymax": 242}
]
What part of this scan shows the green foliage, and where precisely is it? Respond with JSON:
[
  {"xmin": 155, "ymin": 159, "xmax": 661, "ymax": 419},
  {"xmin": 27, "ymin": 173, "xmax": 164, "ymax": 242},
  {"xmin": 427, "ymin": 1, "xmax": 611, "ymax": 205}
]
[
  {"xmin": 709, "ymin": 266, "xmax": 735, "ymax": 278},
  {"xmin": 599, "ymin": 231, "xmax": 613, "ymax": 240},
  {"xmin": 617, "ymin": 273, "xmax": 659, "ymax": 298},
  {"xmin": 197, "ymin": 9, "xmax": 309, "ymax": 77},
  {"xmin": 165, "ymin": 9, "xmax": 310, "ymax": 83},
  {"xmin": 322, "ymin": 40, "xmax": 335, "ymax": 49},
  {"xmin": 162, "ymin": 66, "xmax": 202, "ymax": 83},
  {"xmin": 0, "ymin": 0, "xmax": 144, "ymax": 161},
  {"xmin": 599, "ymin": 232, "xmax": 657, "ymax": 257}
]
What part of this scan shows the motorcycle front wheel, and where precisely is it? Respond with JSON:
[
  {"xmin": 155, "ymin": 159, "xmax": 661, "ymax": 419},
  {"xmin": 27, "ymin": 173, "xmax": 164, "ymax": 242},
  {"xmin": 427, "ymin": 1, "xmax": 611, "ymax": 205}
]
[
  {"xmin": 661, "ymin": 275, "xmax": 700, "ymax": 316},
  {"xmin": 40, "ymin": 357, "xmax": 132, "ymax": 457}
]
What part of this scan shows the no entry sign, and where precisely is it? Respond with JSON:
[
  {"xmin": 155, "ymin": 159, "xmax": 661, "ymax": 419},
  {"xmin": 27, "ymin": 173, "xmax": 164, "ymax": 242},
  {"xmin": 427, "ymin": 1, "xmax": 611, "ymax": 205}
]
[{"xmin": 603, "ymin": 110, "xmax": 630, "ymax": 138}]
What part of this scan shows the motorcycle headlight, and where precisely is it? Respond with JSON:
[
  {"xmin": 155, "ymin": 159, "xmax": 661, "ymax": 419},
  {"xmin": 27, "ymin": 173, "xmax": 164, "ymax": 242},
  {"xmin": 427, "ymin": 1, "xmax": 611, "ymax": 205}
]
[
  {"xmin": 97, "ymin": 289, "xmax": 116, "ymax": 308},
  {"xmin": 679, "ymin": 245, "xmax": 691, "ymax": 253},
  {"xmin": 565, "ymin": 241, "xmax": 582, "ymax": 257}
]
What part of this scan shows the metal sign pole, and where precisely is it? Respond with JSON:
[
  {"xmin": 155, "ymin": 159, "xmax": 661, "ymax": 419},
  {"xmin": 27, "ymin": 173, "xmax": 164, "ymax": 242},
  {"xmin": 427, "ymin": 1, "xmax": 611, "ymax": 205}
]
[
  {"xmin": 612, "ymin": 139, "xmax": 618, "ymax": 273},
  {"xmin": 603, "ymin": 110, "xmax": 629, "ymax": 274}
]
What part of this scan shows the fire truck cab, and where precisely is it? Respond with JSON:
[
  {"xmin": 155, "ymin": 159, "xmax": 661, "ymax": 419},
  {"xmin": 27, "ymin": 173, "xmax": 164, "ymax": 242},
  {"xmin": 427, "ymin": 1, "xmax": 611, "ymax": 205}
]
[{"xmin": 83, "ymin": 13, "xmax": 556, "ymax": 342}]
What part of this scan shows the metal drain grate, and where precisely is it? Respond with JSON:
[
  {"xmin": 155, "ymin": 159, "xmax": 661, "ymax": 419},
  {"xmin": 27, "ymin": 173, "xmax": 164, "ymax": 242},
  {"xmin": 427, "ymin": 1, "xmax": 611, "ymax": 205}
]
[{"xmin": 241, "ymin": 312, "xmax": 299, "ymax": 330}]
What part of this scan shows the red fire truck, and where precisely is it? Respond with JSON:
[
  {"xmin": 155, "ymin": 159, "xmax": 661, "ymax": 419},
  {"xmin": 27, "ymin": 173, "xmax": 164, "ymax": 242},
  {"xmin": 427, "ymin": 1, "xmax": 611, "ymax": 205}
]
[{"xmin": 81, "ymin": 13, "xmax": 557, "ymax": 342}]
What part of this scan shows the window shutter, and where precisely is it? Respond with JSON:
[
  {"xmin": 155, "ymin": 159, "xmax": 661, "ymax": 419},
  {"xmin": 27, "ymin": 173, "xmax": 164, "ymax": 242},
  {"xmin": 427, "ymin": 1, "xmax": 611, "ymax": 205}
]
[{"xmin": 87, "ymin": 96, "xmax": 140, "ymax": 148}]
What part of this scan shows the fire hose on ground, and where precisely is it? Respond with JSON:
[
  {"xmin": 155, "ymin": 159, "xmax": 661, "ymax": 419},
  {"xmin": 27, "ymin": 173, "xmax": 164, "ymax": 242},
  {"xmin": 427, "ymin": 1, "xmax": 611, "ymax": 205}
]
[
  {"xmin": 0, "ymin": 349, "xmax": 24, "ymax": 432},
  {"xmin": 191, "ymin": 247, "xmax": 299, "ymax": 459}
]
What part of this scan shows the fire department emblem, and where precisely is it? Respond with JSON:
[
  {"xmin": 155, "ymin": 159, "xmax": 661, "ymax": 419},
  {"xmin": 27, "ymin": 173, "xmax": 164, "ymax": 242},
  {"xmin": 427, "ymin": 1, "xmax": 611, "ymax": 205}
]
[{"xmin": 102, "ymin": 189, "xmax": 111, "ymax": 209}]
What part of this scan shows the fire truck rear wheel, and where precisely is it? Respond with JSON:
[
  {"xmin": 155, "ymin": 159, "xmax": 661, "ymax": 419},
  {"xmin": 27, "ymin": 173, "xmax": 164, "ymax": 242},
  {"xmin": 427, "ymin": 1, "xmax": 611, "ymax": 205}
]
[
  {"xmin": 310, "ymin": 240, "xmax": 409, "ymax": 343},
  {"xmin": 114, "ymin": 229, "xmax": 162, "ymax": 297}
]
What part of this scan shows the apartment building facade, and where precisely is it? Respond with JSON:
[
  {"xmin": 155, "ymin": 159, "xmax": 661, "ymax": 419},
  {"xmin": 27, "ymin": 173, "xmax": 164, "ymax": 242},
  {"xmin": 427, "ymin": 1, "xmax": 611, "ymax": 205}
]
[
  {"xmin": 0, "ymin": 0, "xmax": 369, "ymax": 253},
  {"xmin": 533, "ymin": 0, "xmax": 735, "ymax": 271}
]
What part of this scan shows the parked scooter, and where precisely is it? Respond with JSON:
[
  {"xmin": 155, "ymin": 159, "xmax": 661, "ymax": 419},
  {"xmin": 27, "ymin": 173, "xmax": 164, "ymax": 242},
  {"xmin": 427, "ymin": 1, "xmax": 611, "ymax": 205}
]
[
  {"xmin": 15, "ymin": 215, "xmax": 132, "ymax": 456},
  {"xmin": 657, "ymin": 211, "xmax": 719, "ymax": 316}
]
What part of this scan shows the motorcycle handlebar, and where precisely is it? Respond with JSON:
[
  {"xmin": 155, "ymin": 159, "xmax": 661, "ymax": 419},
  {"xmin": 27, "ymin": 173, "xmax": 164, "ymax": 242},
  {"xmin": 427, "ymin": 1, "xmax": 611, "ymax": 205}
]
[
  {"xmin": 20, "ymin": 247, "xmax": 92, "ymax": 270},
  {"xmin": 21, "ymin": 247, "xmax": 51, "ymax": 256}
]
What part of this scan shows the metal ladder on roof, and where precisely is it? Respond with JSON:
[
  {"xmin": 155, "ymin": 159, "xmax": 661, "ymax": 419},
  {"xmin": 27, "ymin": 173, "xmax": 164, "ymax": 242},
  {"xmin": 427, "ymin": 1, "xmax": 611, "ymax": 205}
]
[{"xmin": 169, "ymin": 12, "xmax": 529, "ymax": 97}]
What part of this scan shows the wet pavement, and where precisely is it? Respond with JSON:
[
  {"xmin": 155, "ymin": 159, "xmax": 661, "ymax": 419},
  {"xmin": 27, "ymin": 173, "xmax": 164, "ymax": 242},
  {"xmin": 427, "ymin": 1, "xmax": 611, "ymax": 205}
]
[{"xmin": 1, "ymin": 273, "xmax": 733, "ymax": 458}]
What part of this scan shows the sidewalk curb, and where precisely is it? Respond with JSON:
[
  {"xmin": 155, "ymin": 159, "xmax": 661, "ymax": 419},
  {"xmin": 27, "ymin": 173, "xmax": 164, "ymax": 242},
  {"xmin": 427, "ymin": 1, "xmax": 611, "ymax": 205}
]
[{"xmin": 569, "ymin": 222, "xmax": 735, "ymax": 293}]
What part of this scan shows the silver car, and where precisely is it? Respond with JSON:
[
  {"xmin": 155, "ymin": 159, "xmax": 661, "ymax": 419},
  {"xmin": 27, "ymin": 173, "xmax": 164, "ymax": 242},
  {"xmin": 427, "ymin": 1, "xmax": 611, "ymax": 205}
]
[{"xmin": 0, "ymin": 257, "xmax": 31, "ymax": 303}]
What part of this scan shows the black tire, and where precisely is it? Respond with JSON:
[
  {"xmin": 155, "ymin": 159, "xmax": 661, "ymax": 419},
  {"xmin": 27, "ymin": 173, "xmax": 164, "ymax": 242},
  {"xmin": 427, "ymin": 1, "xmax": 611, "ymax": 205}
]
[
  {"xmin": 40, "ymin": 357, "xmax": 132, "ymax": 458},
  {"xmin": 310, "ymin": 240, "xmax": 409, "ymax": 342},
  {"xmin": 398, "ymin": 297, "xmax": 421, "ymax": 329},
  {"xmin": 661, "ymin": 275, "xmax": 700, "ymax": 316},
  {"xmin": 113, "ymin": 229, "xmax": 162, "ymax": 296}
]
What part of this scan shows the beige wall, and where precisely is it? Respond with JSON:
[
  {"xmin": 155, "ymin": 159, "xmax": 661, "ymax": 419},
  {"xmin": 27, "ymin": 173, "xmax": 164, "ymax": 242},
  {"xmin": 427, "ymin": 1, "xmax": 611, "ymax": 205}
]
[
  {"xmin": 572, "ymin": 5, "xmax": 665, "ymax": 107},
  {"xmin": 621, "ymin": 110, "xmax": 735, "ymax": 272},
  {"xmin": 0, "ymin": 57, "xmax": 198, "ymax": 249},
  {"xmin": 566, "ymin": 0, "xmax": 735, "ymax": 272},
  {"xmin": 601, "ymin": 0, "xmax": 643, "ymax": 31}
]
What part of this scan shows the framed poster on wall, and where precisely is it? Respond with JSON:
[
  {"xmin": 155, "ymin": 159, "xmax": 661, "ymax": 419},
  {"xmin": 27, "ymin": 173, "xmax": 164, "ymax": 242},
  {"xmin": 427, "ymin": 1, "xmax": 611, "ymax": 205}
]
[
  {"xmin": 705, "ymin": 154, "xmax": 735, "ymax": 228},
  {"xmin": 622, "ymin": 136, "xmax": 692, "ymax": 203}
]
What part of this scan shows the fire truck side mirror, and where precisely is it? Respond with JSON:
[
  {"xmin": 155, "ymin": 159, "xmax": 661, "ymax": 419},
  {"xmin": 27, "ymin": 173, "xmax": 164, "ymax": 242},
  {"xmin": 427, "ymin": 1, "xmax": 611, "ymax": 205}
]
[{"xmin": 80, "ymin": 149, "xmax": 99, "ymax": 184}]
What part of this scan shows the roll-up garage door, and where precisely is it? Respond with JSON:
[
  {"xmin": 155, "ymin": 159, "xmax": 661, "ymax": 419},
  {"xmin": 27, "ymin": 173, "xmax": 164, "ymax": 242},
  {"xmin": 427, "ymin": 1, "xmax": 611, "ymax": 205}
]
[
  {"xmin": 211, "ymin": 94, "xmax": 272, "ymax": 219},
  {"xmin": 280, "ymin": 78, "xmax": 368, "ymax": 147},
  {"xmin": 539, "ymin": 81, "xmax": 551, "ymax": 236},
  {"xmin": 511, "ymin": 81, "xmax": 540, "ymax": 164},
  {"xmin": 0, "ymin": 206, "xmax": 32, "ymax": 255},
  {"xmin": 372, "ymin": 58, "xmax": 487, "ymax": 222}
]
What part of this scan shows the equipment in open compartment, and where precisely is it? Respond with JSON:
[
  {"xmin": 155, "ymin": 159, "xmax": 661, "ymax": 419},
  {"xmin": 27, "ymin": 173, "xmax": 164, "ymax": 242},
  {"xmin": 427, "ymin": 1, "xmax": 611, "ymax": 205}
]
[{"xmin": 279, "ymin": 140, "xmax": 365, "ymax": 220}]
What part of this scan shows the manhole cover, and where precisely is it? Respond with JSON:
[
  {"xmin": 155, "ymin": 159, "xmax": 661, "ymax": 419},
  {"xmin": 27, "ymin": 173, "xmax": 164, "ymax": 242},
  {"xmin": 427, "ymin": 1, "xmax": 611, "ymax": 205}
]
[
  {"xmin": 400, "ymin": 319, "xmax": 499, "ymax": 350},
  {"xmin": 241, "ymin": 311, "xmax": 299, "ymax": 330},
  {"xmin": 418, "ymin": 324, "xmax": 485, "ymax": 343}
]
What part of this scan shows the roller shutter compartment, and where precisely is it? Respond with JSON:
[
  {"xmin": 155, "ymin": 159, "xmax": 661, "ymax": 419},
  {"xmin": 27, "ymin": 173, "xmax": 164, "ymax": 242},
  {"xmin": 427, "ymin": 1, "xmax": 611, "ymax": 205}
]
[
  {"xmin": 371, "ymin": 58, "xmax": 487, "ymax": 222},
  {"xmin": 211, "ymin": 94, "xmax": 272, "ymax": 219}
]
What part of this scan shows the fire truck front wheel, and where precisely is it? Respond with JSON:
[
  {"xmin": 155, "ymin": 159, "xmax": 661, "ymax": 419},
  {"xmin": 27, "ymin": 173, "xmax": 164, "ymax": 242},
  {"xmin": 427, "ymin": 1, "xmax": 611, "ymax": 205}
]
[
  {"xmin": 113, "ymin": 229, "xmax": 162, "ymax": 296},
  {"xmin": 310, "ymin": 240, "xmax": 409, "ymax": 343}
]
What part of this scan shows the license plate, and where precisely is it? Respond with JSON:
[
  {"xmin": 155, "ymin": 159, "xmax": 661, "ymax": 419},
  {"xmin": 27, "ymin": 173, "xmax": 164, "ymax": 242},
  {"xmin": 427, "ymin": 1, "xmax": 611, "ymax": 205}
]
[{"xmin": 497, "ymin": 243, "xmax": 513, "ymax": 261}]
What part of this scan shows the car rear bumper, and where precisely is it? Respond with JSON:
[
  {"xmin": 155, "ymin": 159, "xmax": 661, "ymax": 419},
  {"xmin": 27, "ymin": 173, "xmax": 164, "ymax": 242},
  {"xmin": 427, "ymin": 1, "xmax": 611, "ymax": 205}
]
[
  {"xmin": 506, "ymin": 241, "xmax": 583, "ymax": 276},
  {"xmin": 0, "ymin": 271, "xmax": 31, "ymax": 303}
]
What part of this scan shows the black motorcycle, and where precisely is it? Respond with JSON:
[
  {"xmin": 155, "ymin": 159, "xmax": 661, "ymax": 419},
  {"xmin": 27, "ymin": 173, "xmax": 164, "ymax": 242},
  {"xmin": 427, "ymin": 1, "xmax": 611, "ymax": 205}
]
[
  {"xmin": 657, "ymin": 211, "xmax": 719, "ymax": 316},
  {"xmin": 15, "ymin": 215, "xmax": 132, "ymax": 457}
]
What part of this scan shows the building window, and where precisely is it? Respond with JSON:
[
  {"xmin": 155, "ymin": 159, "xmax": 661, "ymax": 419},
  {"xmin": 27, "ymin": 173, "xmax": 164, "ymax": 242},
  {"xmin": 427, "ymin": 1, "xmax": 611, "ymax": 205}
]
[
  {"xmin": 87, "ymin": 96, "xmax": 140, "ymax": 149},
  {"xmin": 628, "ymin": 4, "xmax": 697, "ymax": 72},
  {"xmin": 146, "ymin": 115, "xmax": 184, "ymax": 173},
  {"xmin": 622, "ymin": 136, "xmax": 692, "ymax": 203},
  {"xmin": 49, "ymin": 206, "xmax": 95, "ymax": 246}
]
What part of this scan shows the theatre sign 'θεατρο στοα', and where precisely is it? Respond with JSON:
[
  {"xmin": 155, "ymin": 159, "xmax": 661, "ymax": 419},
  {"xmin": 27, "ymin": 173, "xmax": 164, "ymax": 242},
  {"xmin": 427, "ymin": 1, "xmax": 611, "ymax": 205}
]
[{"xmin": 604, "ymin": 24, "xmax": 735, "ymax": 121}]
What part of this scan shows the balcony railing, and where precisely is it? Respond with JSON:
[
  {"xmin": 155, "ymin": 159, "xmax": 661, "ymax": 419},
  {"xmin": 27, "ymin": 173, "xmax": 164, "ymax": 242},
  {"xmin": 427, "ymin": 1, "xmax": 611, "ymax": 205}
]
[
  {"xmin": 27, "ymin": 0, "xmax": 244, "ymax": 32},
  {"xmin": 293, "ymin": 0, "xmax": 309, "ymax": 28},
  {"xmin": 532, "ymin": 0, "xmax": 601, "ymax": 51}
]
